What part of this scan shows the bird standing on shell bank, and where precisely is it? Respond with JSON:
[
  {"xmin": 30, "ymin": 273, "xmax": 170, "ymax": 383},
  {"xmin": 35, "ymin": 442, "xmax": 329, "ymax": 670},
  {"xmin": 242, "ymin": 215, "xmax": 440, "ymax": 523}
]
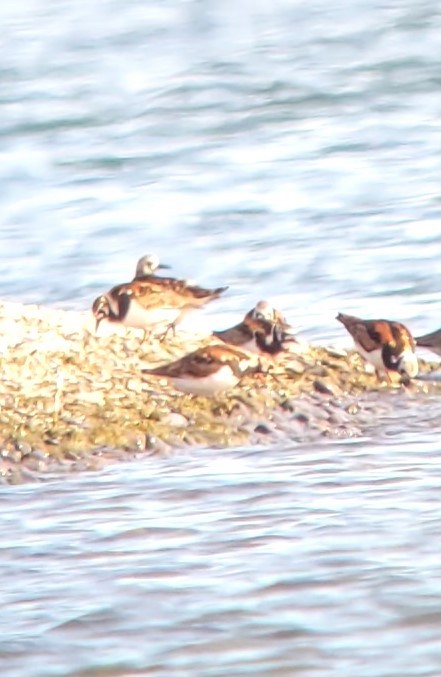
[
  {"xmin": 92, "ymin": 255, "xmax": 227, "ymax": 340},
  {"xmin": 336, "ymin": 312, "xmax": 419, "ymax": 384}
]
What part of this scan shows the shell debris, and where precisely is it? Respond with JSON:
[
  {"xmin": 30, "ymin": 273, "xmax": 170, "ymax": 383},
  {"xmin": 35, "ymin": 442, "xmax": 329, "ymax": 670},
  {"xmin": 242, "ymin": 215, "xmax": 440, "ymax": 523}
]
[{"xmin": 0, "ymin": 301, "xmax": 437, "ymax": 483}]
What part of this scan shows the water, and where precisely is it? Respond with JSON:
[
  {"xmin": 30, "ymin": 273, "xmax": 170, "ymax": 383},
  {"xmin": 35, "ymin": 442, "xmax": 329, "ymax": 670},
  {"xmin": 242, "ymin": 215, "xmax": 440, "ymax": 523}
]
[
  {"xmin": 3, "ymin": 437, "xmax": 441, "ymax": 676},
  {"xmin": 2, "ymin": 0, "xmax": 441, "ymax": 674}
]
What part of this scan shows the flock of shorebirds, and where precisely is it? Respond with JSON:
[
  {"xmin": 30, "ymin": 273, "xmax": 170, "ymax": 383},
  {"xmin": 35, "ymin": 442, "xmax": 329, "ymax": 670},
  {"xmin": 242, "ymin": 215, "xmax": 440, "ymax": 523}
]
[{"xmin": 91, "ymin": 254, "xmax": 441, "ymax": 396}]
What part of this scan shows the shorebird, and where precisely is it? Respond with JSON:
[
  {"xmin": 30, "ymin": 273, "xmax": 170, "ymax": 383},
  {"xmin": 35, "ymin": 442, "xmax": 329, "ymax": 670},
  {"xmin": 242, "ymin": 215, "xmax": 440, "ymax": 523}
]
[
  {"xmin": 133, "ymin": 254, "xmax": 170, "ymax": 279},
  {"xmin": 92, "ymin": 273, "xmax": 228, "ymax": 340},
  {"xmin": 246, "ymin": 299, "xmax": 289, "ymax": 326},
  {"xmin": 415, "ymin": 326, "xmax": 441, "ymax": 357},
  {"xmin": 142, "ymin": 343, "xmax": 261, "ymax": 396},
  {"xmin": 213, "ymin": 301, "xmax": 295, "ymax": 357},
  {"xmin": 336, "ymin": 312, "xmax": 418, "ymax": 384}
]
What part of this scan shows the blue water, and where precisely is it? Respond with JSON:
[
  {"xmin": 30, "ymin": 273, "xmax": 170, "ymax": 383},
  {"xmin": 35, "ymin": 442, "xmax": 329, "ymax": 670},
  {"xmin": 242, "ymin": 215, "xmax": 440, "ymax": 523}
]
[
  {"xmin": 3, "ymin": 435, "xmax": 441, "ymax": 677},
  {"xmin": 1, "ymin": 0, "xmax": 441, "ymax": 674}
]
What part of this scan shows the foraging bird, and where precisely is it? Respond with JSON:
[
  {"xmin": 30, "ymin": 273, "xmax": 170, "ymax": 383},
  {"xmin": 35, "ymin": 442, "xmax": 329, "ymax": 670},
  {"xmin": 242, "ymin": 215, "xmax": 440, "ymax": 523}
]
[
  {"xmin": 92, "ymin": 272, "xmax": 227, "ymax": 340},
  {"xmin": 246, "ymin": 299, "xmax": 289, "ymax": 326},
  {"xmin": 336, "ymin": 312, "xmax": 418, "ymax": 383},
  {"xmin": 214, "ymin": 300, "xmax": 295, "ymax": 356},
  {"xmin": 142, "ymin": 343, "xmax": 261, "ymax": 396},
  {"xmin": 415, "ymin": 327, "xmax": 441, "ymax": 357}
]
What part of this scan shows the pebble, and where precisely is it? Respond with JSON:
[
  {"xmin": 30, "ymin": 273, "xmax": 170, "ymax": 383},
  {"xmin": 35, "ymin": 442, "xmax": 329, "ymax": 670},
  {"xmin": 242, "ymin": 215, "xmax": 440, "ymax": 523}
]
[
  {"xmin": 254, "ymin": 423, "xmax": 273, "ymax": 435},
  {"xmin": 313, "ymin": 379, "xmax": 335, "ymax": 396},
  {"xmin": 309, "ymin": 366, "xmax": 330, "ymax": 378},
  {"xmin": 77, "ymin": 391, "xmax": 105, "ymax": 407},
  {"xmin": 325, "ymin": 347, "xmax": 348, "ymax": 358},
  {"xmin": 126, "ymin": 378, "xmax": 143, "ymax": 393},
  {"xmin": 283, "ymin": 362, "xmax": 306, "ymax": 376},
  {"xmin": 162, "ymin": 412, "xmax": 189, "ymax": 428},
  {"xmin": 292, "ymin": 413, "xmax": 309, "ymax": 425}
]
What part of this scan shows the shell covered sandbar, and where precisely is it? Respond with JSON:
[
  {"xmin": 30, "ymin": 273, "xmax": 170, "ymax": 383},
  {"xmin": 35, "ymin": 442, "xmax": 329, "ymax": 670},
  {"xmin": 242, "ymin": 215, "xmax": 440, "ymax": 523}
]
[{"xmin": 0, "ymin": 301, "xmax": 439, "ymax": 484}]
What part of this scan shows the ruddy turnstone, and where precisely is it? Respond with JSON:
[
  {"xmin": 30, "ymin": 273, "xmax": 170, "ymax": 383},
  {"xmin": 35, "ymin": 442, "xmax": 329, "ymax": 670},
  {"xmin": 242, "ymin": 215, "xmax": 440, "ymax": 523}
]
[
  {"xmin": 246, "ymin": 299, "xmax": 289, "ymax": 326},
  {"xmin": 92, "ymin": 275, "xmax": 227, "ymax": 339},
  {"xmin": 415, "ymin": 327, "xmax": 441, "ymax": 357},
  {"xmin": 213, "ymin": 301, "xmax": 294, "ymax": 357},
  {"xmin": 134, "ymin": 254, "xmax": 170, "ymax": 279},
  {"xmin": 336, "ymin": 312, "xmax": 418, "ymax": 383},
  {"xmin": 142, "ymin": 343, "xmax": 261, "ymax": 396}
]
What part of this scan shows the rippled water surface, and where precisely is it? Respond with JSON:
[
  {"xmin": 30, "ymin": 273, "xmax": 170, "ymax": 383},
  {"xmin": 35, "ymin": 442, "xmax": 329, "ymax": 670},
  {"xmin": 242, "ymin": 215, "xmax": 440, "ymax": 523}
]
[
  {"xmin": 3, "ymin": 433, "xmax": 441, "ymax": 677},
  {"xmin": 2, "ymin": 0, "xmax": 441, "ymax": 674}
]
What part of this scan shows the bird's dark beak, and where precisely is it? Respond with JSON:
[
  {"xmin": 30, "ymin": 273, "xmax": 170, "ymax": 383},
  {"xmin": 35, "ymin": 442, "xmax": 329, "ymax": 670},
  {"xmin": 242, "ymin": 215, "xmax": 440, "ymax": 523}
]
[
  {"xmin": 158, "ymin": 263, "xmax": 171, "ymax": 270},
  {"xmin": 92, "ymin": 295, "xmax": 108, "ymax": 334}
]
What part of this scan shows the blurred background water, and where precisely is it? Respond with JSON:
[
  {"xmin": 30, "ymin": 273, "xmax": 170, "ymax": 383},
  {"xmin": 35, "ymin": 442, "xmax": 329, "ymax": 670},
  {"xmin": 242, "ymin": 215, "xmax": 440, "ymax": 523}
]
[{"xmin": 2, "ymin": 0, "xmax": 441, "ymax": 675}]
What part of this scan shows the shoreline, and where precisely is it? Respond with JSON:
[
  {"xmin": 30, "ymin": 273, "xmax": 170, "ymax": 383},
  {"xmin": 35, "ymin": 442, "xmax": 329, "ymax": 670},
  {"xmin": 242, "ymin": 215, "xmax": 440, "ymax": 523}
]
[{"xmin": 0, "ymin": 301, "xmax": 439, "ymax": 484}]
